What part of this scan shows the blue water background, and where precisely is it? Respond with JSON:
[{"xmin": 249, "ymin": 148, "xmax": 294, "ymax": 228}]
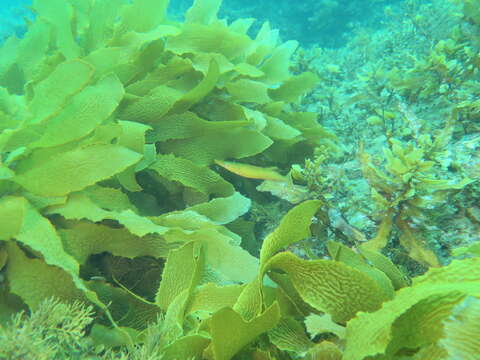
[
  {"xmin": 0, "ymin": 0, "xmax": 32, "ymax": 40},
  {"xmin": 1, "ymin": 0, "xmax": 402, "ymax": 47}
]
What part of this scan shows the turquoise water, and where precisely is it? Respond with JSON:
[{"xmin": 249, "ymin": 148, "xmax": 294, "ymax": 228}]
[
  {"xmin": 0, "ymin": 0, "xmax": 32, "ymax": 40},
  {"xmin": 1, "ymin": 0, "xmax": 399, "ymax": 47}
]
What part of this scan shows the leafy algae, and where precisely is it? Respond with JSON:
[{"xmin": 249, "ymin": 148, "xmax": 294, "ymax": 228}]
[{"xmin": 0, "ymin": 0, "xmax": 479, "ymax": 359}]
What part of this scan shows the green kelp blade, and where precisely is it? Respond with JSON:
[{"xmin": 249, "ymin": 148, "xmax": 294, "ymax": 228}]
[
  {"xmin": 27, "ymin": 59, "xmax": 93, "ymax": 125},
  {"xmin": 306, "ymin": 341, "xmax": 343, "ymax": 360},
  {"xmin": 185, "ymin": 0, "xmax": 222, "ymax": 25},
  {"xmin": 154, "ymin": 191, "xmax": 250, "ymax": 231},
  {"xmin": 0, "ymin": 246, "xmax": 7, "ymax": 271},
  {"xmin": 0, "ymin": 196, "xmax": 78, "ymax": 275},
  {"xmin": 192, "ymin": 228, "xmax": 259, "ymax": 284},
  {"xmin": 234, "ymin": 201, "xmax": 323, "ymax": 320},
  {"xmin": 453, "ymin": 241, "xmax": 480, "ymax": 257},
  {"xmin": 359, "ymin": 208, "xmax": 394, "ymax": 252},
  {"xmin": 32, "ymin": 0, "xmax": 81, "ymax": 59},
  {"xmin": 89, "ymin": 324, "xmax": 141, "ymax": 349},
  {"xmin": 84, "ymin": 0, "xmax": 125, "ymax": 52},
  {"xmin": 149, "ymin": 154, "xmax": 234, "ymax": 197},
  {"xmin": 0, "ymin": 196, "xmax": 25, "ymax": 240},
  {"xmin": 259, "ymin": 200, "xmax": 323, "ymax": 269},
  {"xmin": 155, "ymin": 241, "xmax": 203, "ymax": 311},
  {"xmin": 148, "ymin": 111, "xmax": 249, "ymax": 143},
  {"xmin": 167, "ymin": 59, "xmax": 220, "ymax": 115},
  {"xmin": 268, "ymin": 317, "xmax": 313, "ymax": 354},
  {"xmin": 0, "ymin": 285, "xmax": 26, "ymax": 324},
  {"xmin": 357, "ymin": 246, "xmax": 408, "ymax": 290},
  {"xmin": 29, "ymin": 74, "xmax": 124, "ymax": 148},
  {"xmin": 268, "ymin": 72, "xmax": 319, "ymax": 103},
  {"xmin": 159, "ymin": 289, "xmax": 194, "ymax": 347},
  {"xmin": 0, "ymin": 197, "xmax": 113, "ymax": 320},
  {"xmin": 59, "ymin": 221, "xmax": 175, "ymax": 264},
  {"xmin": 47, "ymin": 192, "xmax": 170, "ymax": 237},
  {"xmin": 186, "ymin": 191, "xmax": 251, "ymax": 225},
  {"xmin": 119, "ymin": 85, "xmax": 181, "ymax": 124},
  {"xmin": 263, "ymin": 115, "xmax": 301, "ymax": 141},
  {"xmin": 203, "ymin": 302, "xmax": 281, "ymax": 360},
  {"xmin": 226, "ymin": 79, "xmax": 272, "ymax": 104},
  {"xmin": 0, "ymin": 37, "xmax": 19, "ymax": 84},
  {"xmin": 344, "ymin": 257, "xmax": 480, "ymax": 360},
  {"xmin": 15, "ymin": 21, "xmax": 50, "ymax": 81},
  {"xmin": 88, "ymin": 280, "xmax": 160, "ymax": 330},
  {"xmin": 265, "ymin": 252, "xmax": 387, "ymax": 324},
  {"xmin": 161, "ymin": 335, "xmax": 211, "ymax": 360},
  {"xmin": 168, "ymin": 23, "xmax": 252, "ymax": 60},
  {"xmin": 157, "ymin": 224, "xmax": 259, "ymax": 284},
  {"xmin": 385, "ymin": 291, "xmax": 465, "ymax": 356},
  {"xmin": 259, "ymin": 40, "xmax": 298, "ymax": 84},
  {"xmin": 120, "ymin": 0, "xmax": 169, "ymax": 33},
  {"xmin": 327, "ymin": 241, "xmax": 395, "ymax": 300},
  {"xmin": 84, "ymin": 46, "xmax": 136, "ymax": 80},
  {"xmin": 5, "ymin": 242, "xmax": 85, "ymax": 310},
  {"xmin": 83, "ymin": 185, "xmax": 136, "ymax": 212},
  {"xmin": 116, "ymin": 120, "xmax": 152, "ymax": 192},
  {"xmin": 185, "ymin": 283, "xmax": 245, "ymax": 315},
  {"xmin": 305, "ymin": 313, "xmax": 346, "ymax": 340},
  {"xmin": 440, "ymin": 296, "xmax": 480, "ymax": 360},
  {"xmin": 14, "ymin": 144, "xmax": 142, "ymax": 197},
  {"xmin": 30, "ymin": 74, "xmax": 125, "ymax": 148},
  {"xmin": 192, "ymin": 52, "xmax": 234, "ymax": 75}
]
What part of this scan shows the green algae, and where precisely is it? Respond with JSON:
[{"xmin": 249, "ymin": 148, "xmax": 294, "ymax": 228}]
[{"xmin": 0, "ymin": 0, "xmax": 479, "ymax": 359}]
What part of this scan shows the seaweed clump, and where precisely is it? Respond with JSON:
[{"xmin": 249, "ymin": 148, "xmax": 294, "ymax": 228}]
[{"xmin": 0, "ymin": 0, "xmax": 479, "ymax": 359}]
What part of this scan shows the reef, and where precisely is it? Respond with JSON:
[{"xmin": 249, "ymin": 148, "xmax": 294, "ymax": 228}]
[{"xmin": 0, "ymin": 0, "xmax": 479, "ymax": 359}]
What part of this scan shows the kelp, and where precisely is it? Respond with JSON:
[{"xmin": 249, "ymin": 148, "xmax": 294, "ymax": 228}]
[
  {"xmin": 3, "ymin": 198, "xmax": 478, "ymax": 359},
  {"xmin": 0, "ymin": 0, "xmax": 324, "ymax": 353},
  {"xmin": 0, "ymin": 0, "xmax": 479, "ymax": 359},
  {"xmin": 344, "ymin": 257, "xmax": 480, "ymax": 360}
]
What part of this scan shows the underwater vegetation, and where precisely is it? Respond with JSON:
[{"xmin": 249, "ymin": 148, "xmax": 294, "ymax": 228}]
[
  {"xmin": 290, "ymin": 0, "xmax": 480, "ymax": 267},
  {"xmin": 0, "ymin": 0, "xmax": 479, "ymax": 359}
]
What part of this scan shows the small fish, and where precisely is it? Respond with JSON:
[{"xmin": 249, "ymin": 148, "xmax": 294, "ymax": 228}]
[{"xmin": 214, "ymin": 159, "xmax": 287, "ymax": 182}]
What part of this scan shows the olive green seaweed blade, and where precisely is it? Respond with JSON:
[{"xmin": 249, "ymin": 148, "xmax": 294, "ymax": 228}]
[
  {"xmin": 344, "ymin": 258, "xmax": 480, "ymax": 360},
  {"xmin": 14, "ymin": 144, "xmax": 142, "ymax": 197}
]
